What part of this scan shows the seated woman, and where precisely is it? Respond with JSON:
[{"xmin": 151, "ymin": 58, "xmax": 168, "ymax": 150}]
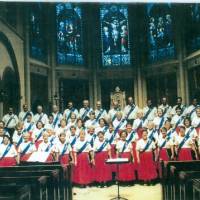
[
  {"xmin": 38, "ymin": 132, "xmax": 56, "ymax": 162},
  {"xmin": 17, "ymin": 132, "xmax": 36, "ymax": 162},
  {"xmin": 55, "ymin": 132, "xmax": 73, "ymax": 166},
  {"xmin": 93, "ymin": 131, "xmax": 112, "ymax": 186},
  {"xmin": 0, "ymin": 135, "xmax": 18, "ymax": 167}
]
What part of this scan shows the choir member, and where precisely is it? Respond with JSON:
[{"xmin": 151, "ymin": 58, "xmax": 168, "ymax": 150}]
[
  {"xmin": 186, "ymin": 98, "xmax": 199, "ymax": 119},
  {"xmin": 33, "ymin": 105, "xmax": 48, "ymax": 125},
  {"xmin": 191, "ymin": 107, "xmax": 200, "ymax": 135},
  {"xmin": 116, "ymin": 130, "xmax": 135, "ymax": 182},
  {"xmin": 38, "ymin": 132, "xmax": 56, "ymax": 162},
  {"xmin": 136, "ymin": 129, "xmax": 157, "ymax": 184},
  {"xmin": 51, "ymin": 105, "xmax": 62, "ymax": 129},
  {"xmin": 95, "ymin": 118, "xmax": 108, "ymax": 134},
  {"xmin": 66, "ymin": 113, "xmax": 77, "ymax": 130},
  {"xmin": 93, "ymin": 131, "xmax": 112, "ymax": 186},
  {"xmin": 69, "ymin": 126, "xmax": 78, "ymax": 149},
  {"xmin": 95, "ymin": 101, "xmax": 108, "ymax": 122},
  {"xmin": 18, "ymin": 104, "xmax": 33, "ymax": 122},
  {"xmin": 171, "ymin": 106, "xmax": 184, "ymax": 131},
  {"xmin": 0, "ymin": 135, "xmax": 18, "ymax": 166},
  {"xmin": 113, "ymin": 111, "xmax": 127, "ymax": 131},
  {"xmin": 175, "ymin": 126, "xmax": 198, "ymax": 161},
  {"xmin": 133, "ymin": 110, "xmax": 144, "ymax": 138},
  {"xmin": 32, "ymin": 121, "xmax": 45, "ymax": 149},
  {"xmin": 56, "ymin": 119, "xmax": 68, "ymax": 138},
  {"xmin": 170, "ymin": 97, "xmax": 186, "ymax": 117},
  {"xmin": 108, "ymin": 101, "xmax": 121, "ymax": 122},
  {"xmin": 12, "ymin": 122, "xmax": 24, "ymax": 148},
  {"xmin": 158, "ymin": 97, "xmax": 172, "ymax": 119},
  {"xmin": 0, "ymin": 127, "xmax": 5, "ymax": 143},
  {"xmin": 79, "ymin": 100, "xmax": 93, "ymax": 122},
  {"xmin": 18, "ymin": 132, "xmax": 36, "ymax": 162},
  {"xmin": 76, "ymin": 118, "xmax": 85, "ymax": 135},
  {"xmin": 73, "ymin": 130, "xmax": 94, "ymax": 186},
  {"xmin": 55, "ymin": 132, "xmax": 73, "ymax": 166},
  {"xmin": 85, "ymin": 111, "xmax": 98, "ymax": 129},
  {"xmin": 63, "ymin": 101, "xmax": 79, "ymax": 123},
  {"xmin": 153, "ymin": 108, "xmax": 167, "ymax": 131}
]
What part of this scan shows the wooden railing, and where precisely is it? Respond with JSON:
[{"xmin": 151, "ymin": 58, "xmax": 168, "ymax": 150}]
[
  {"xmin": 161, "ymin": 160, "xmax": 200, "ymax": 200},
  {"xmin": 0, "ymin": 162, "xmax": 72, "ymax": 200}
]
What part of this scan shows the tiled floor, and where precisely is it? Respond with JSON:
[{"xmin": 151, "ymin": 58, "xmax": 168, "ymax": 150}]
[{"xmin": 73, "ymin": 184, "xmax": 162, "ymax": 200}]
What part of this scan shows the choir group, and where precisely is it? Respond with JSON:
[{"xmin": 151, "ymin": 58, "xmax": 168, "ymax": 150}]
[{"xmin": 0, "ymin": 96, "xmax": 200, "ymax": 186}]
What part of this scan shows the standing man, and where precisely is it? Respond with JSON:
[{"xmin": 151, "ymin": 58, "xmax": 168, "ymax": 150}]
[
  {"xmin": 63, "ymin": 101, "xmax": 78, "ymax": 123},
  {"xmin": 108, "ymin": 101, "xmax": 121, "ymax": 123},
  {"xmin": 52, "ymin": 105, "xmax": 63, "ymax": 129},
  {"xmin": 33, "ymin": 105, "xmax": 48, "ymax": 125},
  {"xmin": 79, "ymin": 100, "xmax": 93, "ymax": 122},
  {"xmin": 143, "ymin": 99, "xmax": 157, "ymax": 127},
  {"xmin": 158, "ymin": 96, "xmax": 172, "ymax": 119},
  {"xmin": 94, "ymin": 100, "xmax": 108, "ymax": 122},
  {"xmin": 123, "ymin": 97, "xmax": 138, "ymax": 124},
  {"xmin": 170, "ymin": 97, "xmax": 186, "ymax": 117},
  {"xmin": 186, "ymin": 98, "xmax": 199, "ymax": 120},
  {"xmin": 2, "ymin": 107, "xmax": 19, "ymax": 137},
  {"xmin": 18, "ymin": 104, "xmax": 33, "ymax": 122}
]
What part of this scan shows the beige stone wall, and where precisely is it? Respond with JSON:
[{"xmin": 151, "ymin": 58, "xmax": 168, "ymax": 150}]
[{"xmin": 0, "ymin": 19, "xmax": 25, "ymax": 109}]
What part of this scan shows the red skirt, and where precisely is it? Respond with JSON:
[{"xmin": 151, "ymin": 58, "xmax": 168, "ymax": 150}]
[
  {"xmin": 20, "ymin": 153, "xmax": 32, "ymax": 161},
  {"xmin": 118, "ymin": 152, "xmax": 136, "ymax": 181},
  {"xmin": 159, "ymin": 148, "xmax": 169, "ymax": 161},
  {"xmin": 137, "ymin": 151, "xmax": 157, "ymax": 181},
  {"xmin": 0, "ymin": 157, "xmax": 17, "ymax": 167},
  {"xmin": 46, "ymin": 153, "xmax": 54, "ymax": 163},
  {"xmin": 196, "ymin": 127, "xmax": 200, "ymax": 136},
  {"xmin": 94, "ymin": 151, "xmax": 112, "ymax": 183},
  {"xmin": 177, "ymin": 148, "xmax": 193, "ymax": 161},
  {"xmin": 110, "ymin": 144, "xmax": 117, "ymax": 172},
  {"xmin": 72, "ymin": 152, "xmax": 94, "ymax": 185},
  {"xmin": 60, "ymin": 154, "xmax": 69, "ymax": 166},
  {"xmin": 132, "ymin": 142, "xmax": 138, "ymax": 170}
]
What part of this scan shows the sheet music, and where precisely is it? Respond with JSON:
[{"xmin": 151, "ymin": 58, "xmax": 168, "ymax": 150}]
[
  {"xmin": 27, "ymin": 152, "xmax": 49, "ymax": 163},
  {"xmin": 106, "ymin": 158, "xmax": 129, "ymax": 163}
]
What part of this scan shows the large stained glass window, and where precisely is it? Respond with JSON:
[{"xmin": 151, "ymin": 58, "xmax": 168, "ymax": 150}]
[
  {"xmin": 56, "ymin": 3, "xmax": 83, "ymax": 65},
  {"xmin": 147, "ymin": 4, "xmax": 175, "ymax": 63},
  {"xmin": 186, "ymin": 4, "xmax": 200, "ymax": 54},
  {"xmin": 29, "ymin": 4, "xmax": 47, "ymax": 62},
  {"xmin": 100, "ymin": 4, "xmax": 131, "ymax": 67}
]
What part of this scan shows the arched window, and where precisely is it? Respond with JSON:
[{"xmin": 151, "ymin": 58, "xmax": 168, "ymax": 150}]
[
  {"xmin": 29, "ymin": 3, "xmax": 47, "ymax": 62},
  {"xmin": 186, "ymin": 4, "xmax": 200, "ymax": 54},
  {"xmin": 100, "ymin": 4, "xmax": 131, "ymax": 67},
  {"xmin": 147, "ymin": 3, "xmax": 175, "ymax": 63},
  {"xmin": 56, "ymin": 3, "xmax": 83, "ymax": 65}
]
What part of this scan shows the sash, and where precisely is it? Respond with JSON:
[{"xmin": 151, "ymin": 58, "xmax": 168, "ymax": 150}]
[
  {"xmin": 66, "ymin": 108, "xmax": 75, "ymax": 122},
  {"xmin": 37, "ymin": 114, "xmax": 44, "ymax": 123},
  {"xmin": 16, "ymin": 136, "xmax": 23, "ymax": 148},
  {"xmin": 53, "ymin": 113, "xmax": 60, "ymax": 127},
  {"xmin": 94, "ymin": 109, "xmax": 104, "ymax": 123},
  {"xmin": 189, "ymin": 107, "xmax": 196, "ymax": 118},
  {"xmin": 126, "ymin": 130, "xmax": 136, "ymax": 144},
  {"xmin": 89, "ymin": 134, "xmax": 97, "ymax": 146},
  {"xmin": 181, "ymin": 105, "xmax": 186, "ymax": 115},
  {"xmin": 160, "ymin": 137, "xmax": 170, "ymax": 149},
  {"xmin": 148, "ymin": 129, "xmax": 156, "ymax": 140},
  {"xmin": 178, "ymin": 127, "xmax": 194, "ymax": 150},
  {"xmin": 45, "ymin": 143, "xmax": 53, "ymax": 152},
  {"xmin": 6, "ymin": 115, "xmax": 15, "ymax": 127},
  {"xmin": 158, "ymin": 117, "xmax": 165, "ymax": 130},
  {"xmin": 70, "ymin": 136, "xmax": 77, "ymax": 146},
  {"xmin": 174, "ymin": 116, "xmax": 183, "ymax": 128},
  {"xmin": 136, "ymin": 120, "xmax": 143, "ymax": 130},
  {"xmin": 23, "ymin": 112, "xmax": 30, "ymax": 121},
  {"xmin": 77, "ymin": 142, "xmax": 88, "ymax": 154},
  {"xmin": 49, "ymin": 136, "xmax": 55, "ymax": 144},
  {"xmin": 142, "ymin": 138, "xmax": 154, "ymax": 152},
  {"xmin": 82, "ymin": 108, "xmax": 90, "ymax": 120},
  {"xmin": 126, "ymin": 105, "xmax": 136, "ymax": 119},
  {"xmin": 26, "ymin": 123, "xmax": 33, "ymax": 132},
  {"xmin": 0, "ymin": 144, "xmax": 12, "ymax": 160},
  {"xmin": 143, "ymin": 108, "xmax": 152, "ymax": 122},
  {"xmin": 61, "ymin": 143, "xmax": 69, "ymax": 156},
  {"xmin": 196, "ymin": 121, "xmax": 200, "ymax": 128},
  {"xmin": 96, "ymin": 140, "xmax": 108, "ymax": 153},
  {"xmin": 35, "ymin": 129, "xmax": 46, "ymax": 142},
  {"xmin": 166, "ymin": 129, "xmax": 175, "ymax": 140},
  {"xmin": 21, "ymin": 143, "xmax": 32, "ymax": 155},
  {"xmin": 163, "ymin": 106, "xmax": 169, "ymax": 116},
  {"xmin": 122, "ymin": 141, "xmax": 128, "ymax": 153},
  {"xmin": 109, "ymin": 119, "xmax": 125, "ymax": 144},
  {"xmin": 102, "ymin": 126, "xmax": 109, "ymax": 133}
]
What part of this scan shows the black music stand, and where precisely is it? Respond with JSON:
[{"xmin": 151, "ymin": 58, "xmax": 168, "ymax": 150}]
[{"xmin": 106, "ymin": 158, "xmax": 129, "ymax": 200}]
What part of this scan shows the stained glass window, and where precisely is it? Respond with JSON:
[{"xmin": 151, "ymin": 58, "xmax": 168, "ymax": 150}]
[
  {"xmin": 186, "ymin": 4, "xmax": 200, "ymax": 54},
  {"xmin": 56, "ymin": 3, "xmax": 83, "ymax": 65},
  {"xmin": 147, "ymin": 4, "xmax": 175, "ymax": 63},
  {"xmin": 29, "ymin": 3, "xmax": 47, "ymax": 62},
  {"xmin": 100, "ymin": 4, "xmax": 131, "ymax": 67}
]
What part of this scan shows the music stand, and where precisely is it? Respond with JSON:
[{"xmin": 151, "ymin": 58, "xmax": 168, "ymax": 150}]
[{"xmin": 106, "ymin": 158, "xmax": 129, "ymax": 200}]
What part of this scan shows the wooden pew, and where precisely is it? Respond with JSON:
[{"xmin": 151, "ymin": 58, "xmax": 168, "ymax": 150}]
[
  {"xmin": 0, "ymin": 162, "xmax": 72, "ymax": 200},
  {"xmin": 161, "ymin": 160, "xmax": 200, "ymax": 200}
]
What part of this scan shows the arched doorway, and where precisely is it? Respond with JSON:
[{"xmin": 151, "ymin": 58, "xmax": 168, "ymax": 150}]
[
  {"xmin": 1, "ymin": 67, "xmax": 20, "ymax": 114},
  {"xmin": 0, "ymin": 32, "xmax": 21, "ymax": 115}
]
